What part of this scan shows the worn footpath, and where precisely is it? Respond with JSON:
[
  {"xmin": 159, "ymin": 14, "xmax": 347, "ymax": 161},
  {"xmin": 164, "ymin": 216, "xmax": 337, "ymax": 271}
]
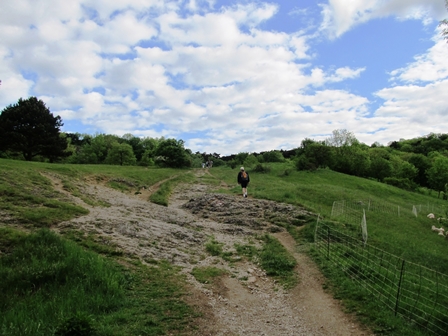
[{"xmin": 45, "ymin": 169, "xmax": 372, "ymax": 336}]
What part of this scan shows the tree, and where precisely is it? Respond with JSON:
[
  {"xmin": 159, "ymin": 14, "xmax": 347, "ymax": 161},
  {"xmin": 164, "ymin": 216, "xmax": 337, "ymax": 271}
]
[
  {"xmin": 0, "ymin": 97, "xmax": 68, "ymax": 161},
  {"xmin": 325, "ymin": 129, "xmax": 357, "ymax": 147},
  {"xmin": 106, "ymin": 143, "xmax": 137, "ymax": 166},
  {"xmin": 426, "ymin": 154, "xmax": 448, "ymax": 198},
  {"xmin": 122, "ymin": 133, "xmax": 145, "ymax": 162},
  {"xmin": 369, "ymin": 156, "xmax": 392, "ymax": 182},
  {"xmin": 243, "ymin": 154, "xmax": 258, "ymax": 168},
  {"xmin": 368, "ymin": 148, "xmax": 392, "ymax": 181},
  {"xmin": 261, "ymin": 150, "xmax": 285, "ymax": 163},
  {"xmin": 154, "ymin": 138, "xmax": 191, "ymax": 168},
  {"xmin": 330, "ymin": 143, "xmax": 370, "ymax": 176},
  {"xmin": 83, "ymin": 133, "xmax": 120, "ymax": 164},
  {"xmin": 234, "ymin": 152, "xmax": 249, "ymax": 165},
  {"xmin": 408, "ymin": 154, "xmax": 431, "ymax": 187},
  {"xmin": 296, "ymin": 139, "xmax": 335, "ymax": 170}
]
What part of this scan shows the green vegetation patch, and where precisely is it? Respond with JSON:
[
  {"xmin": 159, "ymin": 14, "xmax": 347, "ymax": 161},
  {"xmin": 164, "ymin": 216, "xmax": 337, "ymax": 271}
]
[
  {"xmin": 259, "ymin": 234, "xmax": 297, "ymax": 289},
  {"xmin": 202, "ymin": 231, "xmax": 298, "ymax": 289},
  {"xmin": 205, "ymin": 237, "xmax": 235, "ymax": 262},
  {"xmin": 61, "ymin": 229, "xmax": 123, "ymax": 257},
  {"xmin": 0, "ymin": 228, "xmax": 201, "ymax": 336},
  {"xmin": 150, "ymin": 172, "xmax": 194, "ymax": 206},
  {"xmin": 0, "ymin": 163, "xmax": 88, "ymax": 227},
  {"xmin": 191, "ymin": 266, "xmax": 227, "ymax": 284},
  {"xmin": 0, "ymin": 229, "xmax": 126, "ymax": 335}
]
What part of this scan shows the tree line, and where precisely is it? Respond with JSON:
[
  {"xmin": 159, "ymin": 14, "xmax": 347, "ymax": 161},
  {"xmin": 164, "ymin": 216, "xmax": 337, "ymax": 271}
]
[
  {"xmin": 294, "ymin": 129, "xmax": 448, "ymax": 198},
  {"xmin": 0, "ymin": 97, "xmax": 222, "ymax": 168},
  {"xmin": 2, "ymin": 97, "xmax": 448, "ymax": 198}
]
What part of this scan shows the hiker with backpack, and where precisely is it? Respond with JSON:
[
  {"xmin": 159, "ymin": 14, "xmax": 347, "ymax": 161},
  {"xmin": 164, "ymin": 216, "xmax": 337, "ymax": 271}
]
[{"xmin": 237, "ymin": 167, "xmax": 250, "ymax": 198}]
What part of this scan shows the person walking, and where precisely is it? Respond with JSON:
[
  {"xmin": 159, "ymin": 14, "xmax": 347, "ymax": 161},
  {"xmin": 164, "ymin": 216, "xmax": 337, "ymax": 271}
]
[{"xmin": 237, "ymin": 167, "xmax": 250, "ymax": 198}]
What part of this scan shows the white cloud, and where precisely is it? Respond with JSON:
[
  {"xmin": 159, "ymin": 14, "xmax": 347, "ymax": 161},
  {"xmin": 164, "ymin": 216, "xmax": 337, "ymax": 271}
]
[
  {"xmin": 320, "ymin": 0, "xmax": 446, "ymax": 39},
  {"xmin": 390, "ymin": 35, "xmax": 448, "ymax": 82},
  {"xmin": 371, "ymin": 30, "xmax": 448, "ymax": 146}
]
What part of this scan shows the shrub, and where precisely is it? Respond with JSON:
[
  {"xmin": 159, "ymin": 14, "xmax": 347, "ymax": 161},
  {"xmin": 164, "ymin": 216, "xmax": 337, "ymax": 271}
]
[
  {"xmin": 253, "ymin": 163, "xmax": 271, "ymax": 173},
  {"xmin": 383, "ymin": 177, "xmax": 417, "ymax": 191},
  {"xmin": 295, "ymin": 155, "xmax": 317, "ymax": 171}
]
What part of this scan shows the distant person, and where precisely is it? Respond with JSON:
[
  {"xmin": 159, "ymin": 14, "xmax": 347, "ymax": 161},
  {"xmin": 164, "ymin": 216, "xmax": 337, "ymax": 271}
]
[
  {"xmin": 237, "ymin": 167, "xmax": 250, "ymax": 198},
  {"xmin": 202, "ymin": 162, "xmax": 205, "ymax": 168}
]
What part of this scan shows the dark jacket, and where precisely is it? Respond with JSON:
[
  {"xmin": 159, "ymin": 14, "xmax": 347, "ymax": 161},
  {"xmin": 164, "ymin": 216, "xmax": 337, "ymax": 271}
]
[{"xmin": 237, "ymin": 171, "xmax": 250, "ymax": 184}]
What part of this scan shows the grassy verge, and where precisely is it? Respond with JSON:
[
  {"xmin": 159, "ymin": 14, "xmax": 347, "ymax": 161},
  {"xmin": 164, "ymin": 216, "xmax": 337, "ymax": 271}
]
[
  {"xmin": 209, "ymin": 165, "xmax": 448, "ymax": 273},
  {"xmin": 204, "ymin": 234, "xmax": 297, "ymax": 289},
  {"xmin": 258, "ymin": 234, "xmax": 297, "ymax": 289},
  {"xmin": 0, "ymin": 163, "xmax": 88, "ymax": 227},
  {"xmin": 149, "ymin": 172, "xmax": 194, "ymax": 206},
  {"xmin": 0, "ymin": 228, "xmax": 200, "ymax": 336}
]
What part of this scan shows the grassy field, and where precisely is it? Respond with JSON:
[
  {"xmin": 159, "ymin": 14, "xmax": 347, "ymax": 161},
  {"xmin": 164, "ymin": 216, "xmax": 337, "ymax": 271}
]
[
  {"xmin": 1, "ymin": 158, "xmax": 448, "ymax": 335},
  {"xmin": 0, "ymin": 227, "xmax": 200, "ymax": 336}
]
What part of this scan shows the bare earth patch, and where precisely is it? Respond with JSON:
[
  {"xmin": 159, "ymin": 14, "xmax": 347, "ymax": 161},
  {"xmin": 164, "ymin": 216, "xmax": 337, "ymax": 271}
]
[{"xmin": 45, "ymin": 170, "xmax": 373, "ymax": 335}]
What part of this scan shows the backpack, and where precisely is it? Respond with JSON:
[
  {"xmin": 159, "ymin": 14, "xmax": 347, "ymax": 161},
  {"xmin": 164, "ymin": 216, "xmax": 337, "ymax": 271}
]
[{"xmin": 241, "ymin": 172, "xmax": 248, "ymax": 181}]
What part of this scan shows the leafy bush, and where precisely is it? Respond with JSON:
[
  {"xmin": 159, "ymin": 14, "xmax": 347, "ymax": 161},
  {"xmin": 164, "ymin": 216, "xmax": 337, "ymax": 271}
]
[
  {"xmin": 295, "ymin": 154, "xmax": 317, "ymax": 171},
  {"xmin": 253, "ymin": 163, "xmax": 271, "ymax": 173},
  {"xmin": 261, "ymin": 150, "xmax": 285, "ymax": 163},
  {"xmin": 383, "ymin": 177, "xmax": 417, "ymax": 191}
]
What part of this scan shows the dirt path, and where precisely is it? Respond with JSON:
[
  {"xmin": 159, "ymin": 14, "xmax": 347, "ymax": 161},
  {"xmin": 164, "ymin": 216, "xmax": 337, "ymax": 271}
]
[{"xmin": 45, "ymin": 169, "xmax": 372, "ymax": 335}]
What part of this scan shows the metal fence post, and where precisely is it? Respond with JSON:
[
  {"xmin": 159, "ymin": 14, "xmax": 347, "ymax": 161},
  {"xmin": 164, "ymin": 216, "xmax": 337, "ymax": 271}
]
[
  {"xmin": 327, "ymin": 226, "xmax": 330, "ymax": 259},
  {"xmin": 394, "ymin": 259, "xmax": 405, "ymax": 316}
]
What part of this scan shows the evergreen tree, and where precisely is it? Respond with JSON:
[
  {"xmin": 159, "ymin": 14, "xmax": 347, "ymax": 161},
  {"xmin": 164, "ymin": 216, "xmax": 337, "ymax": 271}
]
[{"xmin": 0, "ymin": 97, "xmax": 68, "ymax": 161}]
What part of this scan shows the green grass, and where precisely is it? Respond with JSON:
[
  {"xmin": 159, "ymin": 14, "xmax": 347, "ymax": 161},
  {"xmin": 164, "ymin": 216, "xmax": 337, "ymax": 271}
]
[
  {"xmin": 203, "ymin": 234, "xmax": 297, "ymax": 288},
  {"xmin": 204, "ymin": 236, "xmax": 236, "ymax": 262},
  {"xmin": 258, "ymin": 234, "xmax": 297, "ymax": 289},
  {"xmin": 0, "ymin": 162, "xmax": 89, "ymax": 227},
  {"xmin": 0, "ymin": 228, "xmax": 200, "ymax": 336},
  {"xmin": 149, "ymin": 172, "xmax": 194, "ymax": 206},
  {"xmin": 191, "ymin": 266, "xmax": 227, "ymax": 284}
]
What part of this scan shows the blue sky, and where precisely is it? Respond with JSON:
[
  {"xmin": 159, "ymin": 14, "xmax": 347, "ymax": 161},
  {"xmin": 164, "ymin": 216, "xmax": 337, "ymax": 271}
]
[{"xmin": 1, "ymin": 0, "xmax": 447, "ymax": 155}]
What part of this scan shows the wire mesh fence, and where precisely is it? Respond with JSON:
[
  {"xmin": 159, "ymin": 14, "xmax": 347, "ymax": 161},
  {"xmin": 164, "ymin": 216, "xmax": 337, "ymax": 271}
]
[
  {"xmin": 331, "ymin": 199, "xmax": 401, "ymax": 220},
  {"xmin": 314, "ymin": 220, "xmax": 448, "ymax": 335},
  {"xmin": 413, "ymin": 204, "xmax": 446, "ymax": 218}
]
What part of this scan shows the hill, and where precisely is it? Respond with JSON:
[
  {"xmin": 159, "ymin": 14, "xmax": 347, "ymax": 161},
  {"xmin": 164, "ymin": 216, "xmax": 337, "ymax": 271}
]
[{"xmin": 1, "ymin": 159, "xmax": 446, "ymax": 335}]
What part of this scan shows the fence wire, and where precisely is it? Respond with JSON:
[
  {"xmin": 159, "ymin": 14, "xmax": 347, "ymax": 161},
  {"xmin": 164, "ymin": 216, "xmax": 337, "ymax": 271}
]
[{"xmin": 315, "ymin": 222, "xmax": 448, "ymax": 335}]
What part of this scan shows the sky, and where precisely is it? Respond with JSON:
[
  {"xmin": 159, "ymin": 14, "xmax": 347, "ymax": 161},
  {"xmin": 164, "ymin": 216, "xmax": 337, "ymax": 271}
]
[{"xmin": 1, "ymin": 0, "xmax": 448, "ymax": 156}]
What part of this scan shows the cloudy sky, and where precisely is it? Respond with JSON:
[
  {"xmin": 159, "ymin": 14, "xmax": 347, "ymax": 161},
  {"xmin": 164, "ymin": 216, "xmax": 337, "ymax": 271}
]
[{"xmin": 1, "ymin": 0, "xmax": 448, "ymax": 155}]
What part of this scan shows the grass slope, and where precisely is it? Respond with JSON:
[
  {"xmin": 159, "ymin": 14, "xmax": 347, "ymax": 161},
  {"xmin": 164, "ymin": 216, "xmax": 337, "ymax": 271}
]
[{"xmin": 1, "ymin": 158, "xmax": 448, "ymax": 335}]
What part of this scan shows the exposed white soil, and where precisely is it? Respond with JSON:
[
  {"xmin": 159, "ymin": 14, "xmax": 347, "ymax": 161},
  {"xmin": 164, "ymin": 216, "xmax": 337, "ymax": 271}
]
[{"xmin": 42, "ymin": 169, "xmax": 373, "ymax": 336}]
